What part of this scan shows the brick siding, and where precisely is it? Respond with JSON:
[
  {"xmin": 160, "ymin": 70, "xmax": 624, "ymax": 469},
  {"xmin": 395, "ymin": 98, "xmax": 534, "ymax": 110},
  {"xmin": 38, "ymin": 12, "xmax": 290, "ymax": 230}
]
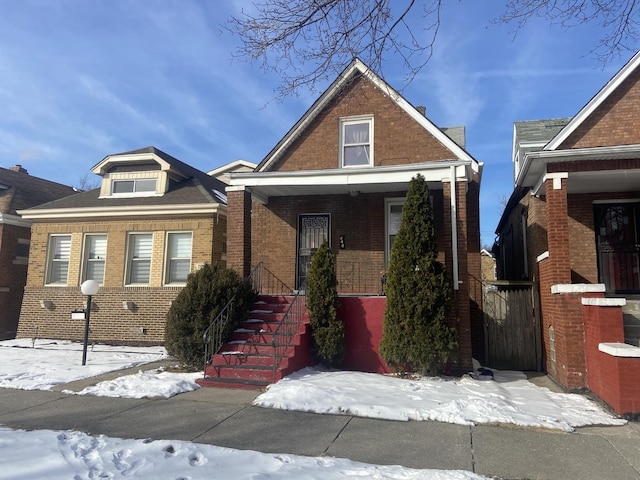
[
  {"xmin": 561, "ymin": 67, "xmax": 640, "ymax": 149},
  {"xmin": 17, "ymin": 215, "xmax": 224, "ymax": 344}
]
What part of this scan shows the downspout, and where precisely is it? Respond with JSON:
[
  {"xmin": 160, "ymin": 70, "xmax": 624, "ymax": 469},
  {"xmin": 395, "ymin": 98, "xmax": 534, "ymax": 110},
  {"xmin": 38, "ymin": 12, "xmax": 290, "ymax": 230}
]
[{"xmin": 450, "ymin": 165, "xmax": 459, "ymax": 290}]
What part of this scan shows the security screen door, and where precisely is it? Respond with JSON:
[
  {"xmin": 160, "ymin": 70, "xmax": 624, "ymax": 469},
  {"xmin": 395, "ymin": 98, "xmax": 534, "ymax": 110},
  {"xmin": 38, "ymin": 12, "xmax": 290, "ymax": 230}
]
[{"xmin": 296, "ymin": 214, "xmax": 330, "ymax": 289}]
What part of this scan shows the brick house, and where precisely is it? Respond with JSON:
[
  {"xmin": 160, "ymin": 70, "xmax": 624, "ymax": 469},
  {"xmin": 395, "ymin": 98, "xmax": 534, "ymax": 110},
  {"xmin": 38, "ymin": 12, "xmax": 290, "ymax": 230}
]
[
  {"xmin": 0, "ymin": 165, "xmax": 76, "ymax": 339},
  {"xmin": 225, "ymin": 59, "xmax": 484, "ymax": 374},
  {"xmin": 494, "ymin": 52, "xmax": 640, "ymax": 414},
  {"xmin": 16, "ymin": 147, "xmax": 228, "ymax": 345}
]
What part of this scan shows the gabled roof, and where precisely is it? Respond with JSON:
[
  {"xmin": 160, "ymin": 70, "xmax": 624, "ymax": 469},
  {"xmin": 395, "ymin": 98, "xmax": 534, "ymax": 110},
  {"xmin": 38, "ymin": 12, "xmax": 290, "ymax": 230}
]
[
  {"xmin": 19, "ymin": 147, "xmax": 227, "ymax": 220},
  {"xmin": 256, "ymin": 58, "xmax": 478, "ymax": 172},
  {"xmin": 546, "ymin": 50, "xmax": 640, "ymax": 150},
  {"xmin": 208, "ymin": 160, "xmax": 257, "ymax": 183},
  {"xmin": 0, "ymin": 166, "xmax": 76, "ymax": 216}
]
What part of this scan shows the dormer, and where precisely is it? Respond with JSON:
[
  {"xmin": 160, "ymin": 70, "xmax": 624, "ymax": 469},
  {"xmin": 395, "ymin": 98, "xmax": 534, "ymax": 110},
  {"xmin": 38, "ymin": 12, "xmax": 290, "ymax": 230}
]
[{"xmin": 92, "ymin": 147, "xmax": 190, "ymax": 198}]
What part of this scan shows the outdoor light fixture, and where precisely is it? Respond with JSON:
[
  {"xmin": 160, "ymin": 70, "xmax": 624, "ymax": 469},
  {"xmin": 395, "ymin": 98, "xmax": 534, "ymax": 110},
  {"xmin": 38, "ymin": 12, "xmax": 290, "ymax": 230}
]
[
  {"xmin": 80, "ymin": 279, "xmax": 100, "ymax": 366},
  {"xmin": 39, "ymin": 300, "xmax": 53, "ymax": 309},
  {"xmin": 122, "ymin": 301, "xmax": 135, "ymax": 311}
]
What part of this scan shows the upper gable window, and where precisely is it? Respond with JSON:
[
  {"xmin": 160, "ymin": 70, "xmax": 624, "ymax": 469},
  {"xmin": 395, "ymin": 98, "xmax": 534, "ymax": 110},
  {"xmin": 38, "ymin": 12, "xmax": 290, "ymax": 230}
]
[
  {"xmin": 112, "ymin": 178, "xmax": 157, "ymax": 196},
  {"xmin": 340, "ymin": 116, "xmax": 373, "ymax": 168}
]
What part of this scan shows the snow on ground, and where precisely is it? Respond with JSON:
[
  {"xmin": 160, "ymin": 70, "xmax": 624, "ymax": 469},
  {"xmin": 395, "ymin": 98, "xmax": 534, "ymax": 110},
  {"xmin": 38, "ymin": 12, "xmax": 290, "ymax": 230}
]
[
  {"xmin": 254, "ymin": 367, "xmax": 627, "ymax": 432},
  {"xmin": 0, "ymin": 339, "xmax": 628, "ymax": 478},
  {"xmin": 0, "ymin": 339, "xmax": 167, "ymax": 390},
  {"xmin": 0, "ymin": 339, "xmax": 627, "ymax": 432},
  {"xmin": 0, "ymin": 427, "xmax": 485, "ymax": 480}
]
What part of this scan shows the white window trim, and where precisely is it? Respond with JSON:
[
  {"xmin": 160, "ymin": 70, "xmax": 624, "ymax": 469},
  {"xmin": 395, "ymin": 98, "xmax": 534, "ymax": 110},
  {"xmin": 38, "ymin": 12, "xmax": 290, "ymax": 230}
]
[
  {"xmin": 164, "ymin": 231, "xmax": 193, "ymax": 286},
  {"xmin": 340, "ymin": 115, "xmax": 374, "ymax": 168},
  {"xmin": 45, "ymin": 234, "xmax": 72, "ymax": 286},
  {"xmin": 384, "ymin": 197, "xmax": 406, "ymax": 267},
  {"xmin": 111, "ymin": 178, "xmax": 158, "ymax": 197},
  {"xmin": 125, "ymin": 232, "xmax": 153, "ymax": 286},
  {"xmin": 99, "ymin": 171, "xmax": 166, "ymax": 198},
  {"xmin": 81, "ymin": 233, "xmax": 107, "ymax": 285}
]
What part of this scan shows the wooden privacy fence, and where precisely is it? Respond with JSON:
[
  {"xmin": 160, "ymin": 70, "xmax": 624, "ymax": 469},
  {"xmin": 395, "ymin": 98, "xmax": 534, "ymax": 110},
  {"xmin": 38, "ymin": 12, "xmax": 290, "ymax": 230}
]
[{"xmin": 482, "ymin": 281, "xmax": 541, "ymax": 371}]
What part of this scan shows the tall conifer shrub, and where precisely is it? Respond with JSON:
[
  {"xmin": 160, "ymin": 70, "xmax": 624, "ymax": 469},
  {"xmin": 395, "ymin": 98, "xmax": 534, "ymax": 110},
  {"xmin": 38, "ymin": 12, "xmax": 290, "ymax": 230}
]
[
  {"xmin": 306, "ymin": 241, "xmax": 345, "ymax": 367},
  {"xmin": 379, "ymin": 174, "xmax": 458, "ymax": 374}
]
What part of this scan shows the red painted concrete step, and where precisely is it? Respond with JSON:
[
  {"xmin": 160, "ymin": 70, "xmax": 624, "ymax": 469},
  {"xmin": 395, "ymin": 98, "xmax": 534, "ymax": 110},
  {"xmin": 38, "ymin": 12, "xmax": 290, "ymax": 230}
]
[{"xmin": 197, "ymin": 295, "xmax": 313, "ymax": 390}]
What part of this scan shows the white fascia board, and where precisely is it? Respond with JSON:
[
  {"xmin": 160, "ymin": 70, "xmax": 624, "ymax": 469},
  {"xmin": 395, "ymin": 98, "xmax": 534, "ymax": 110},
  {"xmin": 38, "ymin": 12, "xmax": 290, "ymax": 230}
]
[
  {"xmin": 232, "ymin": 161, "xmax": 473, "ymax": 188},
  {"xmin": 207, "ymin": 160, "xmax": 257, "ymax": 177},
  {"xmin": 0, "ymin": 213, "xmax": 32, "ymax": 228},
  {"xmin": 92, "ymin": 152, "xmax": 172, "ymax": 175},
  {"xmin": 516, "ymin": 143, "xmax": 640, "ymax": 188},
  {"xmin": 18, "ymin": 203, "xmax": 226, "ymax": 220},
  {"xmin": 546, "ymin": 51, "xmax": 640, "ymax": 151}
]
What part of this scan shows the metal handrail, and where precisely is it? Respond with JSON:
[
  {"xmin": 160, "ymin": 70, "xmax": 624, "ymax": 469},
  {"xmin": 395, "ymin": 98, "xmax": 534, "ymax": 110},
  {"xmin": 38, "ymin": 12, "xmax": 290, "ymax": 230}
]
[
  {"xmin": 202, "ymin": 263, "xmax": 262, "ymax": 374},
  {"xmin": 202, "ymin": 263, "xmax": 293, "ymax": 375},
  {"xmin": 271, "ymin": 282, "xmax": 306, "ymax": 382}
]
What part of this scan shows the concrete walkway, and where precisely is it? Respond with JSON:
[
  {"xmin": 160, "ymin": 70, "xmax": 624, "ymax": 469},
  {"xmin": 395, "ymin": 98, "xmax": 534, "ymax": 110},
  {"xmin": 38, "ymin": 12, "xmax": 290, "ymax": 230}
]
[{"xmin": 0, "ymin": 376, "xmax": 638, "ymax": 479}]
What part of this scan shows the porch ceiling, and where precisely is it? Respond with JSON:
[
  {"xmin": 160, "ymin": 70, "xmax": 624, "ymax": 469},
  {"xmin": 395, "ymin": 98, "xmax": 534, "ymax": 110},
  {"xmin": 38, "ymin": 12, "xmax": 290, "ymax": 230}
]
[
  {"xmin": 566, "ymin": 169, "xmax": 640, "ymax": 194},
  {"xmin": 522, "ymin": 145, "xmax": 640, "ymax": 196}
]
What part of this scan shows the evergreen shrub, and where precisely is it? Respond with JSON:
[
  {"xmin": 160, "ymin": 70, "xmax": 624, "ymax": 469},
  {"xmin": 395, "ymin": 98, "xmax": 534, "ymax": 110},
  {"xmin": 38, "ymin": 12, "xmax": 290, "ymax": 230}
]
[
  {"xmin": 379, "ymin": 174, "xmax": 458, "ymax": 374},
  {"xmin": 306, "ymin": 241, "xmax": 345, "ymax": 367}
]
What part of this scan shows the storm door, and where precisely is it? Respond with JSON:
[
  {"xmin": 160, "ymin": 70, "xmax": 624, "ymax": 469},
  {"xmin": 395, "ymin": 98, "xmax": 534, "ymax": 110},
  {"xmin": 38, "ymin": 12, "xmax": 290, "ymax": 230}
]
[
  {"xmin": 296, "ymin": 214, "xmax": 330, "ymax": 289},
  {"xmin": 594, "ymin": 203, "xmax": 640, "ymax": 293}
]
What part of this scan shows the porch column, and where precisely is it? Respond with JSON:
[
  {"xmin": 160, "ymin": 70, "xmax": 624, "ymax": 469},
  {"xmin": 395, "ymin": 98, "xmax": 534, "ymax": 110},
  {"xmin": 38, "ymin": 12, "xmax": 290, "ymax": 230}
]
[
  {"xmin": 544, "ymin": 173, "xmax": 570, "ymax": 284},
  {"xmin": 226, "ymin": 186, "xmax": 252, "ymax": 278}
]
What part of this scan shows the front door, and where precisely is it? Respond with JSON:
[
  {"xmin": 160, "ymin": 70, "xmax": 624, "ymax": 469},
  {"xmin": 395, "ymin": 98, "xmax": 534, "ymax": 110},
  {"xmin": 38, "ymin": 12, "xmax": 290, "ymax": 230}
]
[
  {"xmin": 296, "ymin": 214, "xmax": 330, "ymax": 289},
  {"xmin": 595, "ymin": 203, "xmax": 640, "ymax": 293}
]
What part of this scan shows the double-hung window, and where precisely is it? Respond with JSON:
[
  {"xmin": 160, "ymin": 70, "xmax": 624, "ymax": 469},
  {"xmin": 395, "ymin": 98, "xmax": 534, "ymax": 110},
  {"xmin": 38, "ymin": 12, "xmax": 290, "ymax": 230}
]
[
  {"xmin": 340, "ymin": 116, "xmax": 373, "ymax": 167},
  {"xmin": 126, "ymin": 233, "xmax": 153, "ymax": 285},
  {"xmin": 83, "ymin": 234, "xmax": 107, "ymax": 284},
  {"xmin": 165, "ymin": 232, "xmax": 192, "ymax": 285},
  {"xmin": 46, "ymin": 235, "xmax": 71, "ymax": 285},
  {"xmin": 385, "ymin": 199, "xmax": 405, "ymax": 266}
]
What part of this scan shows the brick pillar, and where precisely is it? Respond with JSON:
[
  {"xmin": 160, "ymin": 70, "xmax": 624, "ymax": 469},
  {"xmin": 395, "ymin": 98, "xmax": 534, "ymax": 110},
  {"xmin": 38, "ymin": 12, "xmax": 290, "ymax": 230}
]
[
  {"xmin": 443, "ymin": 180, "xmax": 472, "ymax": 372},
  {"xmin": 226, "ymin": 187, "xmax": 252, "ymax": 278},
  {"xmin": 544, "ymin": 174, "xmax": 571, "ymax": 284}
]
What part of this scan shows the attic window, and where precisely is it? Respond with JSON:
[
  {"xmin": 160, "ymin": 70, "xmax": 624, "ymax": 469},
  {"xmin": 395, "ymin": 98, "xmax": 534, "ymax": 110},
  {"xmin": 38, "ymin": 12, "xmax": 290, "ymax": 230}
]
[
  {"xmin": 111, "ymin": 178, "xmax": 156, "ymax": 196},
  {"xmin": 340, "ymin": 115, "xmax": 373, "ymax": 167}
]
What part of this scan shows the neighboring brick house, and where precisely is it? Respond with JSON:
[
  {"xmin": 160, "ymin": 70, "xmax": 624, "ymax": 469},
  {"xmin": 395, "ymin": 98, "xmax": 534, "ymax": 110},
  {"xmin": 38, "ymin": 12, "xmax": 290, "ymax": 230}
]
[
  {"xmin": 226, "ymin": 59, "xmax": 484, "ymax": 372},
  {"xmin": 494, "ymin": 52, "xmax": 640, "ymax": 414},
  {"xmin": 16, "ymin": 147, "xmax": 228, "ymax": 345},
  {"xmin": 0, "ymin": 165, "xmax": 76, "ymax": 339}
]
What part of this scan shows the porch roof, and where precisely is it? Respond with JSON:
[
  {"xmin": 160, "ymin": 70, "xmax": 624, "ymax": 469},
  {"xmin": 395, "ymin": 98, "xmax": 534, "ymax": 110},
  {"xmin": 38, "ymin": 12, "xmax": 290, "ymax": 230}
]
[
  {"xmin": 521, "ymin": 144, "xmax": 640, "ymax": 195},
  {"xmin": 227, "ymin": 160, "xmax": 476, "ymax": 204}
]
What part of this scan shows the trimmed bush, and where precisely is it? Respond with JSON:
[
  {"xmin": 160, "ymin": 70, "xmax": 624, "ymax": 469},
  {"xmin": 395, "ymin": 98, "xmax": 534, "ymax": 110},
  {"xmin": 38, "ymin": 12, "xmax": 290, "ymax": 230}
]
[
  {"xmin": 306, "ymin": 241, "xmax": 345, "ymax": 367},
  {"xmin": 164, "ymin": 263, "xmax": 256, "ymax": 371},
  {"xmin": 380, "ymin": 174, "xmax": 458, "ymax": 374}
]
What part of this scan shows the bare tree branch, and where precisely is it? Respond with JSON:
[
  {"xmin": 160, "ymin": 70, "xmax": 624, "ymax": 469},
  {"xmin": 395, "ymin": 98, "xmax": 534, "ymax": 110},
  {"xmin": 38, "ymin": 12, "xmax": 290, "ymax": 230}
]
[
  {"xmin": 497, "ymin": 0, "xmax": 640, "ymax": 63},
  {"xmin": 227, "ymin": 0, "xmax": 640, "ymax": 99},
  {"xmin": 226, "ymin": 0, "xmax": 442, "ymax": 98}
]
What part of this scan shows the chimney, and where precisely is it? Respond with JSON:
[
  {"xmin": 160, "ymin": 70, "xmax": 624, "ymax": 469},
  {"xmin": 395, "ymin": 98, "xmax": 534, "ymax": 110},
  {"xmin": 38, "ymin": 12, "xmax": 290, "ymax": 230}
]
[
  {"xmin": 9, "ymin": 165, "xmax": 28, "ymax": 174},
  {"xmin": 416, "ymin": 106, "xmax": 426, "ymax": 116}
]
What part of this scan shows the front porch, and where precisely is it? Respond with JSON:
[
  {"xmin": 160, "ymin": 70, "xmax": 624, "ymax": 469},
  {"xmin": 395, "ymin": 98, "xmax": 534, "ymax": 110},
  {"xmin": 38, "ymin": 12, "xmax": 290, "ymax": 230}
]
[{"xmin": 197, "ymin": 265, "xmax": 391, "ymax": 390}]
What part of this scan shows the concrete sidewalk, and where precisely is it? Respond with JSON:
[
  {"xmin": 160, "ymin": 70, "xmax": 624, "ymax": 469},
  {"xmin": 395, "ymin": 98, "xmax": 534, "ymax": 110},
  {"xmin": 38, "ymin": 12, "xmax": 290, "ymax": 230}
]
[{"xmin": 0, "ymin": 385, "xmax": 639, "ymax": 479}]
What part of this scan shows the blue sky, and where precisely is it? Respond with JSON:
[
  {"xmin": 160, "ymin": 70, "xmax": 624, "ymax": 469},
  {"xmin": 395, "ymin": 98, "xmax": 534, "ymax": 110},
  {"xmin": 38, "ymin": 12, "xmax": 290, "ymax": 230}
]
[{"xmin": 0, "ymin": 1, "xmax": 632, "ymax": 246}]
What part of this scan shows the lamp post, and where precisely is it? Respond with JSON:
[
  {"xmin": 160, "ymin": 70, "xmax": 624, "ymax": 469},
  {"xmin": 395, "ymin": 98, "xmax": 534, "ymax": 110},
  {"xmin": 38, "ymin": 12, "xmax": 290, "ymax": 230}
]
[{"xmin": 80, "ymin": 279, "xmax": 100, "ymax": 366}]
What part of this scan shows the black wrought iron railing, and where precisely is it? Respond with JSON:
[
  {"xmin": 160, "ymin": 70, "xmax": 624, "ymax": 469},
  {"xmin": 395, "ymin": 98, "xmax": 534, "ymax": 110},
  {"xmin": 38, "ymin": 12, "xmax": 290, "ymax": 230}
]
[
  {"xmin": 271, "ymin": 282, "xmax": 306, "ymax": 382},
  {"xmin": 202, "ymin": 263, "xmax": 296, "ymax": 375},
  {"xmin": 249, "ymin": 262, "xmax": 292, "ymax": 296}
]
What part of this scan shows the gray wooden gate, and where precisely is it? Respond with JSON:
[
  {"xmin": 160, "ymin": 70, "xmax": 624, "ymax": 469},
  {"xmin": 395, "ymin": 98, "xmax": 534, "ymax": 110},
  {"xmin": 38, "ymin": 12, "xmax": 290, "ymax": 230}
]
[{"xmin": 483, "ymin": 281, "xmax": 541, "ymax": 371}]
